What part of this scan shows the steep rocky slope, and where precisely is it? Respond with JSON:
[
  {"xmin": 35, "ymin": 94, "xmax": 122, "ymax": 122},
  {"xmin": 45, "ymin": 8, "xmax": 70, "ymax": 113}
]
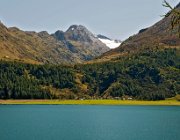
[{"xmin": 0, "ymin": 23, "xmax": 109, "ymax": 64}]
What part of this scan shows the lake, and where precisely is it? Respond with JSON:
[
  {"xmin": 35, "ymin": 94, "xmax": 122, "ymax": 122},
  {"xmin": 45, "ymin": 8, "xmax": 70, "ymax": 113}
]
[{"xmin": 0, "ymin": 105, "xmax": 180, "ymax": 140}]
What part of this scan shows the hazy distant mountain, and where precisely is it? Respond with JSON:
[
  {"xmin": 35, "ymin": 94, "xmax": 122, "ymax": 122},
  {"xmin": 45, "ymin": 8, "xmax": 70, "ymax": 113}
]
[
  {"xmin": 97, "ymin": 34, "xmax": 121, "ymax": 49},
  {"xmin": 0, "ymin": 23, "xmax": 109, "ymax": 64}
]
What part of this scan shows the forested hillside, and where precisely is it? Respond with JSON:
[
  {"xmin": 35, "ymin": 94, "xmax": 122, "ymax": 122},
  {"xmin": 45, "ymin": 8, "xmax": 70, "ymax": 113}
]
[{"xmin": 0, "ymin": 47, "xmax": 179, "ymax": 100}]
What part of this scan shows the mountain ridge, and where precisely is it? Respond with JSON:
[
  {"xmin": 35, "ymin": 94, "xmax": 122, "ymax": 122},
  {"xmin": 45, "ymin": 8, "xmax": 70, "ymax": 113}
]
[
  {"xmin": 99, "ymin": 3, "xmax": 180, "ymax": 60},
  {"xmin": 0, "ymin": 22, "xmax": 110, "ymax": 64}
]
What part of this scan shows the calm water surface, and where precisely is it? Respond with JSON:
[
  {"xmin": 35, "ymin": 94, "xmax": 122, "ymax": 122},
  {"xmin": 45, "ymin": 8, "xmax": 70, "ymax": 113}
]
[{"xmin": 0, "ymin": 105, "xmax": 180, "ymax": 140}]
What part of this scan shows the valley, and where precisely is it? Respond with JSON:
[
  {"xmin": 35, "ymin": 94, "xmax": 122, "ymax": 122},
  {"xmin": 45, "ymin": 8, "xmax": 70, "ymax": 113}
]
[{"xmin": 0, "ymin": 2, "xmax": 179, "ymax": 101}]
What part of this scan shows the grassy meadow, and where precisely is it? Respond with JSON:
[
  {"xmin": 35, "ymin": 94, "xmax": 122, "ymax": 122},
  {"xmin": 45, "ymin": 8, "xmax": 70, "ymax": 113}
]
[{"xmin": 0, "ymin": 99, "xmax": 180, "ymax": 106}]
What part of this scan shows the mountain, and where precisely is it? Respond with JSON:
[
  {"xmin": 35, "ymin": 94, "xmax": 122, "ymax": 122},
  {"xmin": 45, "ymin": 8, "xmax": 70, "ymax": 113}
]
[
  {"xmin": 99, "ymin": 3, "xmax": 180, "ymax": 60},
  {"xmin": 0, "ymin": 23, "xmax": 109, "ymax": 64},
  {"xmin": 0, "ymin": 3, "xmax": 179, "ymax": 101},
  {"xmin": 97, "ymin": 34, "xmax": 121, "ymax": 49},
  {"xmin": 52, "ymin": 25, "xmax": 109, "ymax": 59}
]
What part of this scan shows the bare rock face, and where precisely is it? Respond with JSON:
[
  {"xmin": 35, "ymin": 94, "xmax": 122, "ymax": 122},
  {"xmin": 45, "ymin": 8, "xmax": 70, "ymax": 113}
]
[
  {"xmin": 65, "ymin": 25, "xmax": 94, "ymax": 42},
  {"xmin": 52, "ymin": 30, "xmax": 65, "ymax": 41}
]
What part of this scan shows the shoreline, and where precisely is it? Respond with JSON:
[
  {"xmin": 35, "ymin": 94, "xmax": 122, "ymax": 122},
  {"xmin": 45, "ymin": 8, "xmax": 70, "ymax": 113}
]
[{"xmin": 0, "ymin": 100, "xmax": 180, "ymax": 106}]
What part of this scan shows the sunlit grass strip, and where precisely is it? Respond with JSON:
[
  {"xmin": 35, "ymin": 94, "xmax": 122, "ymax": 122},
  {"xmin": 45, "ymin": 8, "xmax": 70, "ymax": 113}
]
[{"xmin": 0, "ymin": 100, "xmax": 180, "ymax": 106}]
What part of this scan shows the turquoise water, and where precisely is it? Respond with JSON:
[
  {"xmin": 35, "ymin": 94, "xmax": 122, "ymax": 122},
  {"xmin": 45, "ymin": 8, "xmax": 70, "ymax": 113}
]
[{"xmin": 0, "ymin": 105, "xmax": 180, "ymax": 140}]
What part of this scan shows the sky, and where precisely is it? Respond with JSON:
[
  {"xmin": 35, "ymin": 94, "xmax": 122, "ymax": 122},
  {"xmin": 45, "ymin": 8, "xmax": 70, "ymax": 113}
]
[{"xmin": 0, "ymin": 0, "xmax": 179, "ymax": 40}]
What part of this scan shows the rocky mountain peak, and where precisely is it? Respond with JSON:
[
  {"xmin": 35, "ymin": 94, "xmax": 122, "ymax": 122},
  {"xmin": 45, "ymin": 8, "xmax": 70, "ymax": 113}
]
[
  {"xmin": 53, "ymin": 30, "xmax": 65, "ymax": 41},
  {"xmin": 66, "ymin": 25, "xmax": 88, "ymax": 32},
  {"xmin": 38, "ymin": 31, "xmax": 49, "ymax": 37},
  {"xmin": 65, "ymin": 25, "xmax": 95, "ymax": 42}
]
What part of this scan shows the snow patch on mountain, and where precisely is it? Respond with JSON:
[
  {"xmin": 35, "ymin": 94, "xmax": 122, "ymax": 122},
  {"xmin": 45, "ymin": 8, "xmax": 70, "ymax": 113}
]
[{"xmin": 97, "ymin": 35, "xmax": 121, "ymax": 49}]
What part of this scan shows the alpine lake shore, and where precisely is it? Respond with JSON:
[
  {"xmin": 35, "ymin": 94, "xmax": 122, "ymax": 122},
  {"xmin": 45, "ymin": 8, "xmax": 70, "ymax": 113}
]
[{"xmin": 0, "ymin": 99, "xmax": 180, "ymax": 106}]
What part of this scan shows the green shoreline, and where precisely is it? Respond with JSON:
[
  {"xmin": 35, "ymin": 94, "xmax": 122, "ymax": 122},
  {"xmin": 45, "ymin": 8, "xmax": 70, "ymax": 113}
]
[{"xmin": 0, "ymin": 100, "xmax": 180, "ymax": 106}]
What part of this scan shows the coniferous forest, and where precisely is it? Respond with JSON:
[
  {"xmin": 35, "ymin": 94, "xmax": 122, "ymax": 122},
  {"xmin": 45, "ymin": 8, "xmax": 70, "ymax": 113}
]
[{"xmin": 0, "ymin": 48, "xmax": 179, "ymax": 100}]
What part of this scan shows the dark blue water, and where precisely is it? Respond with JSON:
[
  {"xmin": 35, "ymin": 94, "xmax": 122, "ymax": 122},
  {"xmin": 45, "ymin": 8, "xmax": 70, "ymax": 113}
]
[{"xmin": 0, "ymin": 105, "xmax": 180, "ymax": 140}]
